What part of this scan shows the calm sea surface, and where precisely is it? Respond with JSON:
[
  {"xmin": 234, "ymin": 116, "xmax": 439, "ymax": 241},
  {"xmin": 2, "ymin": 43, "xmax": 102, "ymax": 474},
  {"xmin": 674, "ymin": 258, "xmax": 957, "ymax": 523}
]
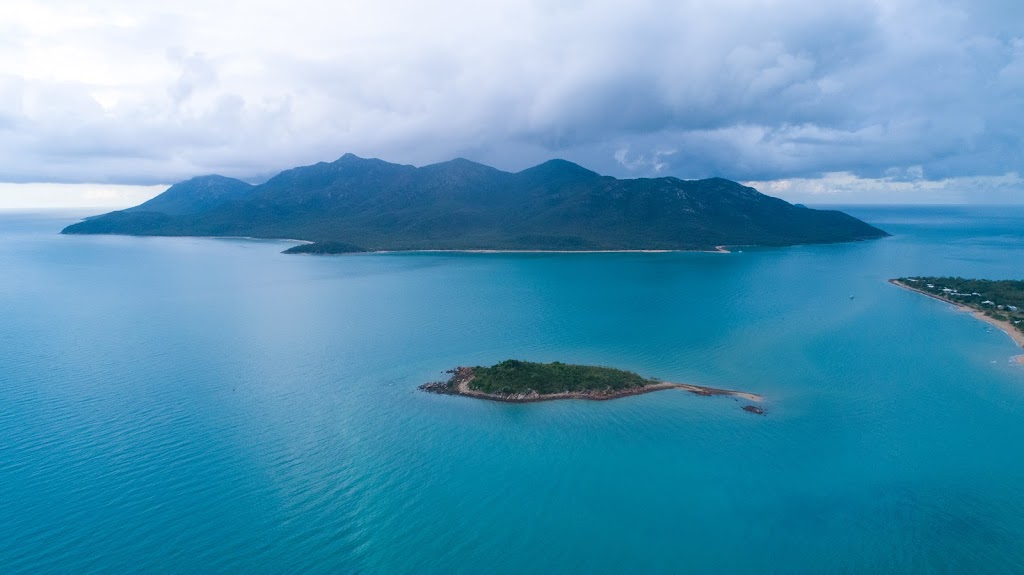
[{"xmin": 1, "ymin": 206, "xmax": 1023, "ymax": 573}]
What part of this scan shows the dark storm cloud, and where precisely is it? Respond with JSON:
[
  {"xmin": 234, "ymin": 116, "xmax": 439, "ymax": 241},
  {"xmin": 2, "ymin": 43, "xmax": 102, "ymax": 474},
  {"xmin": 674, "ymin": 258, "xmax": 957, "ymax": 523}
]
[{"xmin": 0, "ymin": 0, "xmax": 1021, "ymax": 202}]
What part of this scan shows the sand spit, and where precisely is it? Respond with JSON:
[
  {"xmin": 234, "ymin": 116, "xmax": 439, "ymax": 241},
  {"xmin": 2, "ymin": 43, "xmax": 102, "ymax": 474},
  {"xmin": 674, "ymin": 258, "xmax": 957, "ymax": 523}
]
[{"xmin": 890, "ymin": 280, "xmax": 1024, "ymax": 350}]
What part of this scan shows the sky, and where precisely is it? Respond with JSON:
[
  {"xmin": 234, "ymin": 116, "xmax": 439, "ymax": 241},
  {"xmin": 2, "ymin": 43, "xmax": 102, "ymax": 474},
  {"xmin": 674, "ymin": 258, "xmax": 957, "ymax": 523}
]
[{"xmin": 0, "ymin": 0, "xmax": 1022, "ymax": 207}]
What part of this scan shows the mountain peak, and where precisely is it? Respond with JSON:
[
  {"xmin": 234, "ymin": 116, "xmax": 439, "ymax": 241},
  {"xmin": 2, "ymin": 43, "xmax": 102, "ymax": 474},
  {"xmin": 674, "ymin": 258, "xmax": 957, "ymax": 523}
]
[
  {"xmin": 335, "ymin": 153, "xmax": 366, "ymax": 162},
  {"xmin": 127, "ymin": 174, "xmax": 252, "ymax": 215},
  {"xmin": 518, "ymin": 159, "xmax": 599, "ymax": 180},
  {"xmin": 422, "ymin": 157, "xmax": 505, "ymax": 174},
  {"xmin": 445, "ymin": 157, "xmax": 487, "ymax": 167}
]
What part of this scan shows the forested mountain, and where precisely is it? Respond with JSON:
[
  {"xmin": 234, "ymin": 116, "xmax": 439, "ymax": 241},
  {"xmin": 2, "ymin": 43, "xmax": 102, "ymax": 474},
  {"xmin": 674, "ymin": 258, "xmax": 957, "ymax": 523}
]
[
  {"xmin": 62, "ymin": 154, "xmax": 888, "ymax": 252},
  {"xmin": 126, "ymin": 175, "xmax": 254, "ymax": 216}
]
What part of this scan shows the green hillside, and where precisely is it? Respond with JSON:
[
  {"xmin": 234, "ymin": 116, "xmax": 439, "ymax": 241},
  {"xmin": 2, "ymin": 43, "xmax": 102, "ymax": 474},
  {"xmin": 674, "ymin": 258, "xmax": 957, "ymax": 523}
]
[{"xmin": 62, "ymin": 154, "xmax": 888, "ymax": 251}]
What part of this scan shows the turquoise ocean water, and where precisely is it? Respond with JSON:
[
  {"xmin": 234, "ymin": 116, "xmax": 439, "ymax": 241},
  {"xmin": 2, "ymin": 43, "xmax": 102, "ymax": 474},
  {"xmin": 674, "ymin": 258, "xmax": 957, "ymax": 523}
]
[{"xmin": 1, "ymin": 206, "xmax": 1023, "ymax": 573}]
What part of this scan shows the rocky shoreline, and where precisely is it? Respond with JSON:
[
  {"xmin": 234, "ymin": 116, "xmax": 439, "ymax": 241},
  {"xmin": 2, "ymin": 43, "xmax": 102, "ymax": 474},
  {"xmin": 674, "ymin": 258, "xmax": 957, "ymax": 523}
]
[{"xmin": 419, "ymin": 366, "xmax": 765, "ymax": 411}]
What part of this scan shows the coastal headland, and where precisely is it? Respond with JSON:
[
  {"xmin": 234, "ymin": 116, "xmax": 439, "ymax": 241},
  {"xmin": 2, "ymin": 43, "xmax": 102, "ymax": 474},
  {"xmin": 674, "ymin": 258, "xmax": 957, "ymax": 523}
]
[
  {"xmin": 890, "ymin": 278, "xmax": 1024, "ymax": 351},
  {"xmin": 419, "ymin": 360, "xmax": 764, "ymax": 411}
]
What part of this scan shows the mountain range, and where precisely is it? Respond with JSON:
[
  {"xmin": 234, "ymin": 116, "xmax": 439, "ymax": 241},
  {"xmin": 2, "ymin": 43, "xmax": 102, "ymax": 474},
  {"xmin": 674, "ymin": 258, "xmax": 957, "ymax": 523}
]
[{"xmin": 62, "ymin": 154, "xmax": 888, "ymax": 252}]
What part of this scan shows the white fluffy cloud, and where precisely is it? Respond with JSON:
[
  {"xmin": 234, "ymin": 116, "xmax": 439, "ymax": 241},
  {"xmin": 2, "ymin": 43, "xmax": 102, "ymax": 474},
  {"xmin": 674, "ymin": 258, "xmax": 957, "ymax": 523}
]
[
  {"xmin": 0, "ymin": 0, "xmax": 1022, "ymax": 204},
  {"xmin": 746, "ymin": 171, "xmax": 1024, "ymax": 204},
  {"xmin": 0, "ymin": 183, "xmax": 164, "ymax": 209}
]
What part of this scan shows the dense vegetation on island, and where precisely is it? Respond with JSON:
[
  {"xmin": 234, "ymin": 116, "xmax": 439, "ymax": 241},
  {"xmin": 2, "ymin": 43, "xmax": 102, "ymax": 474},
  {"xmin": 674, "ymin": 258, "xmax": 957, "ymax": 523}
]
[
  {"xmin": 419, "ymin": 360, "xmax": 657, "ymax": 398},
  {"xmin": 467, "ymin": 359, "xmax": 655, "ymax": 395},
  {"xmin": 283, "ymin": 241, "xmax": 367, "ymax": 255},
  {"xmin": 420, "ymin": 360, "xmax": 764, "ymax": 408},
  {"xmin": 62, "ymin": 154, "xmax": 888, "ymax": 252},
  {"xmin": 894, "ymin": 277, "xmax": 1024, "ymax": 336}
]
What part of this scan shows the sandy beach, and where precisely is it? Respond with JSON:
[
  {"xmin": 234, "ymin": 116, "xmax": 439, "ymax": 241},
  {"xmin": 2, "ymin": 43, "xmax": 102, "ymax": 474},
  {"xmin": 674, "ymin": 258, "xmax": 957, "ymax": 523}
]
[
  {"xmin": 890, "ymin": 280, "xmax": 1024, "ymax": 350},
  {"xmin": 370, "ymin": 247, "xmax": 731, "ymax": 254},
  {"xmin": 198, "ymin": 235, "xmax": 314, "ymax": 245}
]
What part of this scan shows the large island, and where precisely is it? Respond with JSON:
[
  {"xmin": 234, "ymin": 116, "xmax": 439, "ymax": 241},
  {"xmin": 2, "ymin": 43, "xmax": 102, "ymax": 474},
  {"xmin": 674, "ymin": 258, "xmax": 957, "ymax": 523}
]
[
  {"xmin": 891, "ymin": 277, "xmax": 1024, "ymax": 358},
  {"xmin": 420, "ymin": 360, "xmax": 764, "ymax": 411},
  {"xmin": 61, "ymin": 153, "xmax": 887, "ymax": 252}
]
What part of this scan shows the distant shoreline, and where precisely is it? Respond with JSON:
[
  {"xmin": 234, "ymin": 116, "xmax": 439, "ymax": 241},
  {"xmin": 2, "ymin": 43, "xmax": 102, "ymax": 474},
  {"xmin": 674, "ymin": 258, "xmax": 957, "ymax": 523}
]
[
  {"xmin": 189, "ymin": 235, "xmax": 314, "ymax": 245},
  {"xmin": 180, "ymin": 234, "xmax": 738, "ymax": 255},
  {"xmin": 370, "ymin": 246, "xmax": 732, "ymax": 254},
  {"xmin": 890, "ymin": 279, "xmax": 1024, "ymax": 350}
]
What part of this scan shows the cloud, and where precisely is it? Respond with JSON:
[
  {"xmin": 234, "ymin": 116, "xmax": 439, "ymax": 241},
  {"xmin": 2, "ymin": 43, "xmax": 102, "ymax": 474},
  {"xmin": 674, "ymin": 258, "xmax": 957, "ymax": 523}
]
[
  {"xmin": 745, "ymin": 171, "xmax": 1024, "ymax": 205},
  {"xmin": 0, "ymin": 0, "xmax": 1021, "ymax": 205},
  {"xmin": 0, "ymin": 182, "xmax": 165, "ymax": 209},
  {"xmin": 167, "ymin": 51, "xmax": 218, "ymax": 105},
  {"xmin": 614, "ymin": 147, "xmax": 675, "ymax": 173}
]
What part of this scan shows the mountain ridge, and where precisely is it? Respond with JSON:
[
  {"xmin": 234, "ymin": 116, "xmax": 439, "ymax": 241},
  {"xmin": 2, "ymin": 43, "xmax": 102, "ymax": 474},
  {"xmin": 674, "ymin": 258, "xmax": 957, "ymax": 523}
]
[
  {"xmin": 62, "ymin": 154, "xmax": 889, "ymax": 252},
  {"xmin": 126, "ymin": 174, "xmax": 253, "ymax": 216}
]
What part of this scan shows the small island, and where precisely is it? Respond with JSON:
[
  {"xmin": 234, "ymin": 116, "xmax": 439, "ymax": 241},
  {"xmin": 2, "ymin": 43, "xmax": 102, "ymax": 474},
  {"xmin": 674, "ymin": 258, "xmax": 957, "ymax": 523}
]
[
  {"xmin": 420, "ymin": 360, "xmax": 764, "ymax": 411},
  {"xmin": 891, "ymin": 277, "xmax": 1024, "ymax": 360}
]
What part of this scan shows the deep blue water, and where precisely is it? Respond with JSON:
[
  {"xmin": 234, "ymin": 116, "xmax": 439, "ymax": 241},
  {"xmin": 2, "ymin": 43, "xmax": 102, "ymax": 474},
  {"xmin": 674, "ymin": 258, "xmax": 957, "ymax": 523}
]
[{"xmin": 1, "ymin": 206, "xmax": 1023, "ymax": 573}]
